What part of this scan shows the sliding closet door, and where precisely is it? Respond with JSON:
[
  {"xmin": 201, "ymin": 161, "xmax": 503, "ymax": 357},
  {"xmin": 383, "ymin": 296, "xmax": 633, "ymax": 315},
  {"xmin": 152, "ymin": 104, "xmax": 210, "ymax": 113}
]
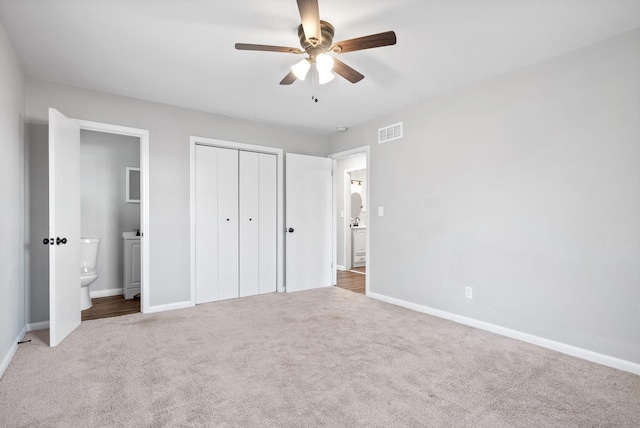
[
  {"xmin": 239, "ymin": 151, "xmax": 277, "ymax": 296},
  {"xmin": 195, "ymin": 145, "xmax": 239, "ymax": 304}
]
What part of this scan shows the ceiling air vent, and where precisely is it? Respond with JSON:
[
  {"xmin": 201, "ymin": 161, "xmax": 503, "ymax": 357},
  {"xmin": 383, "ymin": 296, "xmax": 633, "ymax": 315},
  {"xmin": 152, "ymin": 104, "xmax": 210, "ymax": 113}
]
[{"xmin": 378, "ymin": 122, "xmax": 403, "ymax": 144}]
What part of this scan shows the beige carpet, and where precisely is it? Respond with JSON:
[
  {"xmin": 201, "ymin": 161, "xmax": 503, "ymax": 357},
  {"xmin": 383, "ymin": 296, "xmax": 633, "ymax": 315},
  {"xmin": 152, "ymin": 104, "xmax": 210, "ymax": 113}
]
[{"xmin": 1, "ymin": 287, "xmax": 638, "ymax": 427}]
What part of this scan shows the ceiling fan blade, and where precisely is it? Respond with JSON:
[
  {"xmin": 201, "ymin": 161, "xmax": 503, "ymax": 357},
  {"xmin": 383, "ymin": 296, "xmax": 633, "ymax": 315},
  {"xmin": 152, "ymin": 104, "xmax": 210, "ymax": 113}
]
[
  {"xmin": 235, "ymin": 43, "xmax": 303, "ymax": 54},
  {"xmin": 280, "ymin": 70, "xmax": 298, "ymax": 85},
  {"xmin": 332, "ymin": 58, "xmax": 364, "ymax": 83},
  {"xmin": 297, "ymin": 0, "xmax": 321, "ymax": 46},
  {"xmin": 330, "ymin": 31, "xmax": 397, "ymax": 54}
]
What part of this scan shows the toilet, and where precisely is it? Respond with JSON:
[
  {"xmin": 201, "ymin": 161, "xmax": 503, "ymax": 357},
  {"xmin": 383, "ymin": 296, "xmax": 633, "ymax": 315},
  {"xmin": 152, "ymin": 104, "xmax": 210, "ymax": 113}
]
[{"xmin": 80, "ymin": 237, "xmax": 101, "ymax": 310}]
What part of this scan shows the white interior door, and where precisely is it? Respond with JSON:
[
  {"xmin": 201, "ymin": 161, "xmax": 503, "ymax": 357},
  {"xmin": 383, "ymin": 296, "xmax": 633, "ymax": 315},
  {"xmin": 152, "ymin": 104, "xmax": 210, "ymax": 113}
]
[
  {"xmin": 217, "ymin": 148, "xmax": 239, "ymax": 300},
  {"xmin": 239, "ymin": 151, "xmax": 277, "ymax": 296},
  {"xmin": 258, "ymin": 153, "xmax": 277, "ymax": 294},
  {"xmin": 194, "ymin": 144, "xmax": 219, "ymax": 304},
  {"xmin": 239, "ymin": 151, "xmax": 260, "ymax": 297},
  {"xmin": 285, "ymin": 153, "xmax": 333, "ymax": 292},
  {"xmin": 195, "ymin": 145, "xmax": 239, "ymax": 303},
  {"xmin": 49, "ymin": 108, "xmax": 81, "ymax": 347}
]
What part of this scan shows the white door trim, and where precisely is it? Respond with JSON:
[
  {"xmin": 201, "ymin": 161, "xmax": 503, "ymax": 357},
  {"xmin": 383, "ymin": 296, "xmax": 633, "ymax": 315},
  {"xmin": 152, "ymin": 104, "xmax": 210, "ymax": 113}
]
[
  {"xmin": 77, "ymin": 119, "xmax": 151, "ymax": 313},
  {"xmin": 189, "ymin": 136, "xmax": 284, "ymax": 306},
  {"xmin": 328, "ymin": 146, "xmax": 370, "ymax": 295}
]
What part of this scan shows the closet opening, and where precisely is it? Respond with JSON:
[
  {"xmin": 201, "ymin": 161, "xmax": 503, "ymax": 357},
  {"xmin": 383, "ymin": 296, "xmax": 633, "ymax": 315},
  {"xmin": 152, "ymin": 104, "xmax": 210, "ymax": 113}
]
[{"xmin": 189, "ymin": 137, "xmax": 284, "ymax": 305}]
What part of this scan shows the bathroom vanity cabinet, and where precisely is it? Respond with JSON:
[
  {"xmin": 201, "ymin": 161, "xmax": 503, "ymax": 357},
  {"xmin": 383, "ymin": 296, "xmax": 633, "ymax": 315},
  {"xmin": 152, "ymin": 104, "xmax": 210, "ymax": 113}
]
[
  {"xmin": 122, "ymin": 232, "xmax": 141, "ymax": 299},
  {"xmin": 352, "ymin": 227, "xmax": 366, "ymax": 268}
]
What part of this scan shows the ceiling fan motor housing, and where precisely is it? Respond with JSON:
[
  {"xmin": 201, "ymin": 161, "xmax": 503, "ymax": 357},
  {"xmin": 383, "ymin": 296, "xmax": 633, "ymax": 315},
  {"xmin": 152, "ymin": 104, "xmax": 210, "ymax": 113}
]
[{"xmin": 298, "ymin": 20, "xmax": 334, "ymax": 60}]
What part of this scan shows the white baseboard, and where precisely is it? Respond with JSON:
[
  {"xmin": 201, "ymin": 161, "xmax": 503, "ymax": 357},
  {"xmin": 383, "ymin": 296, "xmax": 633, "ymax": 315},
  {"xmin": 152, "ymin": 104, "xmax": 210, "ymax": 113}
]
[
  {"xmin": 367, "ymin": 292, "xmax": 640, "ymax": 376},
  {"xmin": 145, "ymin": 300, "xmax": 193, "ymax": 314},
  {"xmin": 90, "ymin": 288, "xmax": 123, "ymax": 298},
  {"xmin": 1, "ymin": 325, "xmax": 27, "ymax": 379},
  {"xmin": 336, "ymin": 265, "xmax": 345, "ymax": 271},
  {"xmin": 27, "ymin": 321, "xmax": 50, "ymax": 332}
]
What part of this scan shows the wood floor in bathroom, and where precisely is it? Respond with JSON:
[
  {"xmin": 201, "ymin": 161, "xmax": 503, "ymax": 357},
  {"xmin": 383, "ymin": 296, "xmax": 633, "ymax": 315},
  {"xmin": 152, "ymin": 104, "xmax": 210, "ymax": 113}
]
[
  {"xmin": 81, "ymin": 295, "xmax": 140, "ymax": 321},
  {"xmin": 336, "ymin": 267, "xmax": 366, "ymax": 294}
]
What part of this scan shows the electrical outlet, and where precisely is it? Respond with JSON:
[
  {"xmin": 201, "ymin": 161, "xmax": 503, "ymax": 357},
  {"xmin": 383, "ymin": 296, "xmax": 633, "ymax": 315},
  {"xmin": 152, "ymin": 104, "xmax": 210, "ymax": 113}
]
[{"xmin": 465, "ymin": 287, "xmax": 473, "ymax": 299}]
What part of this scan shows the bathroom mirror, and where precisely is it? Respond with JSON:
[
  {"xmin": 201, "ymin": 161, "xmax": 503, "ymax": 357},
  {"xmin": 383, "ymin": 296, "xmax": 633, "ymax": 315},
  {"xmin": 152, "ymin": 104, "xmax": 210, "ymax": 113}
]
[
  {"xmin": 126, "ymin": 167, "xmax": 140, "ymax": 203},
  {"xmin": 351, "ymin": 192, "xmax": 363, "ymax": 219}
]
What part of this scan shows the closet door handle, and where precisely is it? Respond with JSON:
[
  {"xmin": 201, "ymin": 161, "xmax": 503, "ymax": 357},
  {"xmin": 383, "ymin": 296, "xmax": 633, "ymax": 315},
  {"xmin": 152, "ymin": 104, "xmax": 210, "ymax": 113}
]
[
  {"xmin": 43, "ymin": 238, "xmax": 55, "ymax": 245},
  {"xmin": 56, "ymin": 237, "xmax": 67, "ymax": 245},
  {"xmin": 226, "ymin": 218, "xmax": 230, "ymax": 221},
  {"xmin": 287, "ymin": 227, "xmax": 294, "ymax": 233}
]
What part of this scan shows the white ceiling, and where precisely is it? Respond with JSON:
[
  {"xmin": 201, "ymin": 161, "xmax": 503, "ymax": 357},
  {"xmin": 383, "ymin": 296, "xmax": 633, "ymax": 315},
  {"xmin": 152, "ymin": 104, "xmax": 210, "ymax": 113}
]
[{"xmin": 1, "ymin": 0, "xmax": 639, "ymax": 135}]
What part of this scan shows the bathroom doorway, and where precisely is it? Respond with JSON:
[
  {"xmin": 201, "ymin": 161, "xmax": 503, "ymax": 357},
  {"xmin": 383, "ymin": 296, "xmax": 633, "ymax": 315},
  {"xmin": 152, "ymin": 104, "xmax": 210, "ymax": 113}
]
[
  {"xmin": 328, "ymin": 146, "xmax": 369, "ymax": 295},
  {"xmin": 79, "ymin": 130, "xmax": 142, "ymax": 321}
]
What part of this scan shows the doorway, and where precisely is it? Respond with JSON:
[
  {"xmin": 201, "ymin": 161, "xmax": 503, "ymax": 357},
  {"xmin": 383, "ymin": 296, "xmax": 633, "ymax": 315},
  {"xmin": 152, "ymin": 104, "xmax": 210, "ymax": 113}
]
[
  {"xmin": 76, "ymin": 120, "xmax": 150, "ymax": 317},
  {"xmin": 329, "ymin": 146, "xmax": 370, "ymax": 295},
  {"xmin": 79, "ymin": 130, "xmax": 142, "ymax": 321}
]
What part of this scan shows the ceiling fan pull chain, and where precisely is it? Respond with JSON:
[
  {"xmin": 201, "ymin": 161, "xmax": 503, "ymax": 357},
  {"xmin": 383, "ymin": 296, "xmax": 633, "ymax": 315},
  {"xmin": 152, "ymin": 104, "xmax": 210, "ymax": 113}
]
[{"xmin": 311, "ymin": 65, "xmax": 319, "ymax": 102}]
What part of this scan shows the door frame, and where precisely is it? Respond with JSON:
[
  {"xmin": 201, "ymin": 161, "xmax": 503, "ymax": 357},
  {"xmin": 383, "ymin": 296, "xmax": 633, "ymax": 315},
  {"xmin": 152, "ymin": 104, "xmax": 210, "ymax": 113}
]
[
  {"xmin": 328, "ymin": 146, "xmax": 370, "ymax": 294},
  {"xmin": 189, "ymin": 136, "xmax": 285, "ymax": 305},
  {"xmin": 77, "ymin": 119, "xmax": 151, "ymax": 313}
]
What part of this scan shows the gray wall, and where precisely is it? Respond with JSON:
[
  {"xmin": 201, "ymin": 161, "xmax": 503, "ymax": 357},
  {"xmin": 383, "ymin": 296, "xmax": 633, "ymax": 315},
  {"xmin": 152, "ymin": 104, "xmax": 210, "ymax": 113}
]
[
  {"xmin": 81, "ymin": 130, "xmax": 140, "ymax": 295},
  {"xmin": 0, "ymin": 19, "xmax": 25, "ymax": 373},
  {"xmin": 25, "ymin": 79, "xmax": 328, "ymax": 311},
  {"xmin": 328, "ymin": 29, "xmax": 640, "ymax": 364},
  {"xmin": 26, "ymin": 123, "xmax": 48, "ymax": 325}
]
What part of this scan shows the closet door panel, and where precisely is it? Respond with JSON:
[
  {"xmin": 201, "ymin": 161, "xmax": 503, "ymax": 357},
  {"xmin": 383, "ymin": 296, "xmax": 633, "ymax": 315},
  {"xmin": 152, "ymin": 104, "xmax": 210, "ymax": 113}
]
[
  {"xmin": 258, "ymin": 153, "xmax": 277, "ymax": 294},
  {"xmin": 195, "ymin": 145, "xmax": 220, "ymax": 304},
  {"xmin": 239, "ymin": 151, "xmax": 260, "ymax": 297},
  {"xmin": 217, "ymin": 148, "xmax": 240, "ymax": 300}
]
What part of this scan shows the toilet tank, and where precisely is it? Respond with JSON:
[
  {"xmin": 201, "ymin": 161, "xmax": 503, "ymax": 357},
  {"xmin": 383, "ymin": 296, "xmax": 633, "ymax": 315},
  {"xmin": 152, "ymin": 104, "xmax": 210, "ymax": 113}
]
[{"xmin": 80, "ymin": 237, "xmax": 101, "ymax": 270}]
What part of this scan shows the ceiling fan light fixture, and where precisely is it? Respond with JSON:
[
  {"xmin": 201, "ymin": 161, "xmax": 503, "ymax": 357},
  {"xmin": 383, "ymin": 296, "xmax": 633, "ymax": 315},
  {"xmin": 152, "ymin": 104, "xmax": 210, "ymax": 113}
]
[
  {"xmin": 315, "ymin": 53, "xmax": 334, "ymax": 72},
  {"xmin": 291, "ymin": 58, "xmax": 311, "ymax": 80},
  {"xmin": 318, "ymin": 69, "xmax": 335, "ymax": 85}
]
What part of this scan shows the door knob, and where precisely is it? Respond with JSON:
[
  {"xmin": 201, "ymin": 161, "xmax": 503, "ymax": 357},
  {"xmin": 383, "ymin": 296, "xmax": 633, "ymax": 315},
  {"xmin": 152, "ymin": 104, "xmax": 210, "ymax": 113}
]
[
  {"xmin": 43, "ymin": 238, "xmax": 54, "ymax": 245},
  {"xmin": 288, "ymin": 227, "xmax": 294, "ymax": 233},
  {"xmin": 56, "ymin": 237, "xmax": 67, "ymax": 245}
]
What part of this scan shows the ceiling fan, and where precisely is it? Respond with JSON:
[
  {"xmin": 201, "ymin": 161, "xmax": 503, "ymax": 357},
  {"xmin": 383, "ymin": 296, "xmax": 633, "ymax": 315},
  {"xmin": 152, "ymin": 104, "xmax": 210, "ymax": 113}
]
[{"xmin": 235, "ymin": 0, "xmax": 397, "ymax": 87}]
